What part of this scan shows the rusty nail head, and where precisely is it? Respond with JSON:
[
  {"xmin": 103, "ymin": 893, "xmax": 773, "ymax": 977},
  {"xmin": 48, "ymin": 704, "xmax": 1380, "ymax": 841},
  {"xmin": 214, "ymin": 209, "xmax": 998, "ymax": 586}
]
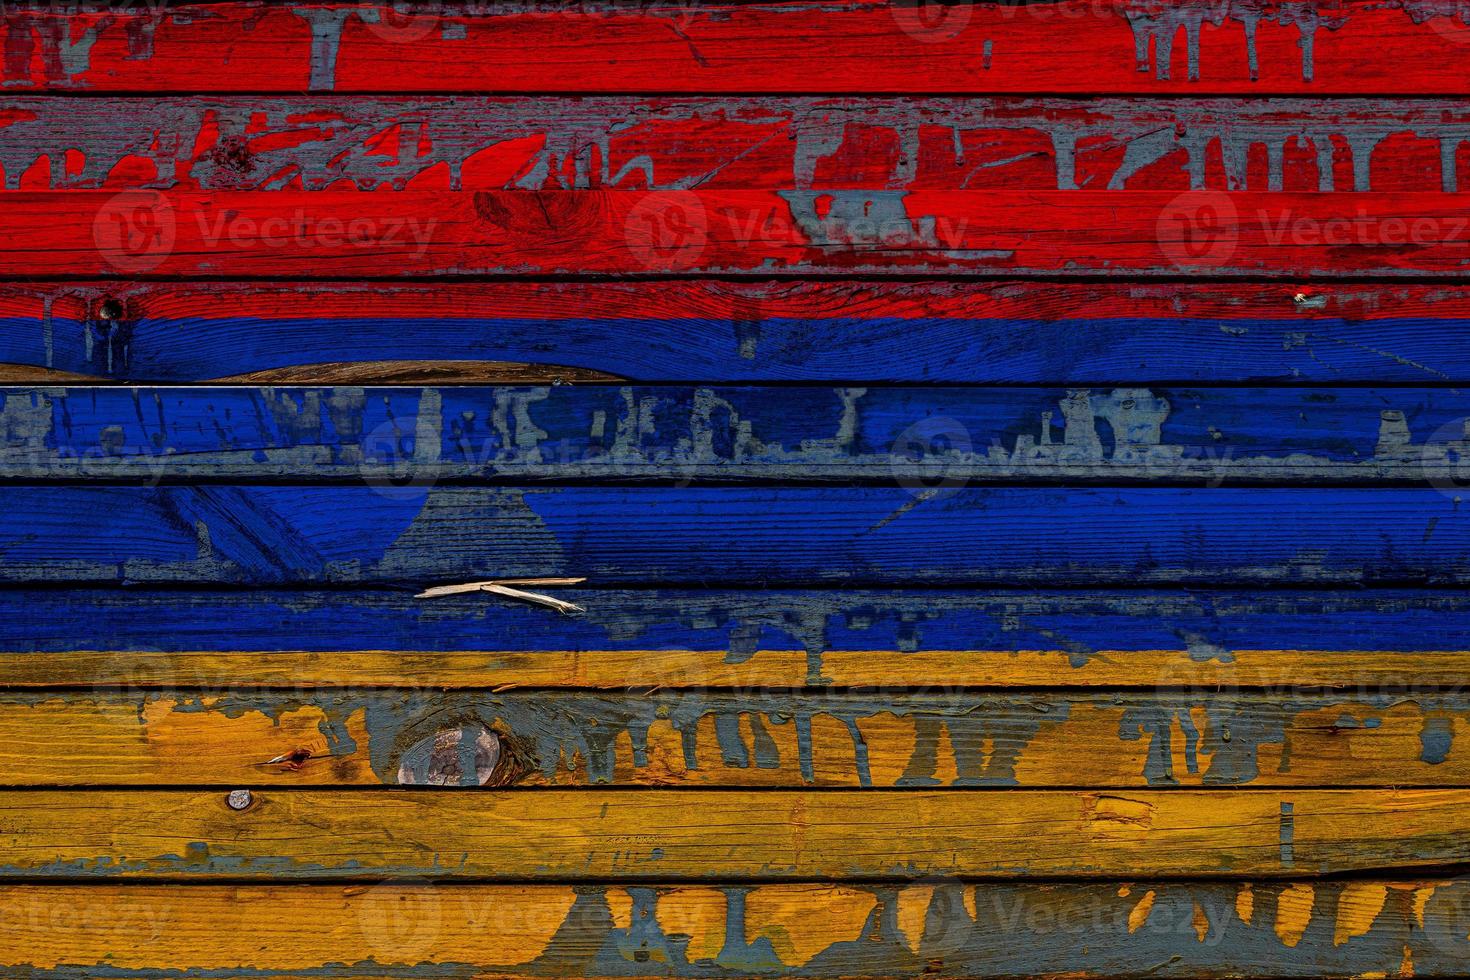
[{"xmin": 227, "ymin": 789, "xmax": 254, "ymax": 810}]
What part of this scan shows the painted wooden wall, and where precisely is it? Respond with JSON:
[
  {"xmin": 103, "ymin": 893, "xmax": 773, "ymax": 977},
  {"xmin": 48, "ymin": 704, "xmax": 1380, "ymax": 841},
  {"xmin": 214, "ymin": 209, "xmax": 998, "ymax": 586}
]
[{"xmin": 5, "ymin": 0, "xmax": 1470, "ymax": 976}]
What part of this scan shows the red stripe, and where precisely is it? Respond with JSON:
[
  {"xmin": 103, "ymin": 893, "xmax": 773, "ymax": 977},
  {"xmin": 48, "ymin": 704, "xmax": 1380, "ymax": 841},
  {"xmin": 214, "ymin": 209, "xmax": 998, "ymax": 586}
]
[
  {"xmin": 6, "ymin": 1, "xmax": 1470, "ymax": 95},
  {"xmin": 1, "ymin": 278, "xmax": 1462, "ymax": 323},
  {"xmin": 13, "ymin": 188, "xmax": 1470, "ymax": 277}
]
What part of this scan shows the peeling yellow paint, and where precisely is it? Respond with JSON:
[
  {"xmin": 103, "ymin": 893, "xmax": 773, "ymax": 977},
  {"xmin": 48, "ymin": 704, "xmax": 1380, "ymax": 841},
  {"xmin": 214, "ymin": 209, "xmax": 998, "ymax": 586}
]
[
  {"xmin": 1236, "ymin": 883, "xmax": 1254, "ymax": 924},
  {"xmin": 1082, "ymin": 794, "xmax": 1156, "ymax": 837},
  {"xmin": 605, "ymin": 888, "xmax": 633, "ymax": 929},
  {"xmin": 1275, "ymin": 884, "xmax": 1315, "ymax": 948},
  {"xmin": 1411, "ymin": 885, "xmax": 1435, "ymax": 928},
  {"xmin": 648, "ymin": 887, "xmax": 726, "ymax": 963},
  {"xmin": 855, "ymin": 712, "xmax": 913, "ymax": 786},
  {"xmin": 931, "ymin": 721, "xmax": 959, "ymax": 786},
  {"xmin": 1192, "ymin": 901, "xmax": 1210, "ymax": 942},
  {"xmin": 807, "ymin": 713, "xmax": 858, "ymax": 785},
  {"xmin": 895, "ymin": 885, "xmax": 935, "ymax": 951},
  {"xmin": 1334, "ymin": 882, "xmax": 1388, "ymax": 946},
  {"xmin": 747, "ymin": 885, "xmax": 874, "ymax": 965},
  {"xmin": 1185, "ymin": 705, "xmax": 1211, "ymax": 780},
  {"xmin": 1128, "ymin": 890, "xmax": 1156, "ymax": 933}
]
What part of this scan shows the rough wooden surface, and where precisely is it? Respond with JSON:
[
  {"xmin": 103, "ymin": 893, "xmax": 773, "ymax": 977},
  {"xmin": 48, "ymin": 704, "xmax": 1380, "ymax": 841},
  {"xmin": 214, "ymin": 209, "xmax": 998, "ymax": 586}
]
[
  {"xmin": 2, "ymin": 97, "xmax": 1467, "ymax": 194},
  {"xmin": 7, "ymin": 878, "xmax": 1470, "ymax": 978},
  {"xmin": 6, "ymin": 3, "xmax": 1470, "ymax": 976},
  {"xmin": 2, "ymin": 788, "xmax": 1467, "ymax": 879},
  {"xmin": 6, "ymin": 1, "xmax": 1470, "ymax": 95},
  {"xmin": 6, "ymin": 588, "xmax": 1468, "ymax": 689},
  {"xmin": 6, "ymin": 383, "xmax": 1470, "ymax": 484},
  {"xmin": 8, "ymin": 280, "xmax": 1470, "ymax": 384},
  {"xmin": 24, "ymin": 188, "xmax": 1470, "ymax": 276},
  {"xmin": 5, "ymin": 689, "xmax": 1470, "ymax": 788},
  {"xmin": 3, "ymin": 485, "xmax": 1470, "ymax": 585}
]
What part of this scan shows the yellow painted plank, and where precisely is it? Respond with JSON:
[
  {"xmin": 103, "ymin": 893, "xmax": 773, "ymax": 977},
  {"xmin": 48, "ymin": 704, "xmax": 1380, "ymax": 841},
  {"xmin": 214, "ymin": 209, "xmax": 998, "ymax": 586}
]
[
  {"xmin": 0, "ymin": 691, "xmax": 1464, "ymax": 788},
  {"xmin": 0, "ymin": 789, "xmax": 1465, "ymax": 879},
  {"xmin": 3, "ymin": 879, "xmax": 1467, "ymax": 976},
  {"xmin": 4, "ymin": 648, "xmax": 1467, "ymax": 688}
]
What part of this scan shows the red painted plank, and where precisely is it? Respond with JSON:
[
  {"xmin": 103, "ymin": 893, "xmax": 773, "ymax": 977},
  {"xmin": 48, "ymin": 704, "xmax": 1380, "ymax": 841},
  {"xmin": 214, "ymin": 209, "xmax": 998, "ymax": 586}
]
[
  {"xmin": 6, "ymin": 1, "xmax": 1470, "ymax": 95},
  {"xmin": 0, "ymin": 96, "xmax": 1465, "ymax": 193},
  {"xmin": 8, "ymin": 278, "xmax": 1405, "ymax": 324},
  {"xmin": 18, "ymin": 187, "xmax": 1470, "ymax": 276}
]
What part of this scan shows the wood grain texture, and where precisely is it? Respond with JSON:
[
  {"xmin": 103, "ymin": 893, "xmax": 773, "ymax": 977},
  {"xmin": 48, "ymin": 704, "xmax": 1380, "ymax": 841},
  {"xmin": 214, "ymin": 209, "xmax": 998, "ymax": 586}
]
[
  {"xmin": 6, "ymin": 1, "xmax": 1470, "ymax": 95},
  {"xmin": 6, "ymin": 588, "xmax": 1468, "ymax": 690},
  {"xmin": 3, "ymin": 485, "xmax": 1470, "ymax": 586},
  {"xmin": 1, "ymin": 96, "xmax": 1466, "ymax": 194},
  {"xmin": 2, "ymin": 788, "xmax": 1468, "ymax": 878},
  {"xmin": 7, "ymin": 280, "xmax": 1470, "ymax": 384},
  {"xmin": 7, "ymin": 383, "xmax": 1470, "ymax": 484},
  {"xmin": 24, "ymin": 188, "xmax": 1470, "ymax": 276},
  {"xmin": 7, "ymin": 689, "xmax": 1470, "ymax": 788},
  {"xmin": 6, "ymin": 878, "xmax": 1470, "ymax": 977}
]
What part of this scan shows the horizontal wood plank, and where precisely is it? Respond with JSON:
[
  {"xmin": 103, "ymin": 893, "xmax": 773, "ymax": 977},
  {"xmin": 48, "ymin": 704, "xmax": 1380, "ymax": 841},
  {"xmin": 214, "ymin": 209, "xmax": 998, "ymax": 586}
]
[
  {"xmin": 5, "ymin": 1, "xmax": 1470, "ymax": 95},
  {"xmin": 22, "ymin": 188, "xmax": 1470, "ymax": 276},
  {"xmin": 8, "ymin": 384, "xmax": 1470, "ymax": 484},
  {"xmin": 5, "ymin": 280, "xmax": 1466, "ymax": 384},
  {"xmin": 2, "ymin": 96, "xmax": 1467, "ymax": 194},
  {"xmin": 6, "ymin": 878, "xmax": 1470, "ymax": 977},
  {"xmin": 7, "ymin": 689, "xmax": 1470, "ymax": 788},
  {"xmin": 3, "ymin": 486, "xmax": 1470, "ymax": 585},
  {"xmin": 1, "ymin": 788, "xmax": 1465, "ymax": 878},
  {"xmin": 5, "ymin": 588, "xmax": 1468, "ymax": 690}
]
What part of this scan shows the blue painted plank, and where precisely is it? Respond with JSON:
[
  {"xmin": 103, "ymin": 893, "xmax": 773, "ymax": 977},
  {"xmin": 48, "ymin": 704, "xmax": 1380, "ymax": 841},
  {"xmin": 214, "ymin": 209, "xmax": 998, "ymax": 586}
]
[
  {"xmin": 1, "ymin": 485, "xmax": 1469, "ymax": 584},
  {"xmin": 4, "ymin": 588, "xmax": 1470, "ymax": 659},
  {"xmin": 5, "ymin": 384, "xmax": 1468, "ymax": 483}
]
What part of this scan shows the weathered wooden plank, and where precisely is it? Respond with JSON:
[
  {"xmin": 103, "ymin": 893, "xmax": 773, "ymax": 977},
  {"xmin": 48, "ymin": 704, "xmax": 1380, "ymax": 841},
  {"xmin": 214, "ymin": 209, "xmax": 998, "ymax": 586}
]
[
  {"xmin": 6, "ymin": 1, "xmax": 1470, "ymax": 95},
  {"xmin": 2, "ymin": 96, "xmax": 1467, "ymax": 194},
  {"xmin": 6, "ymin": 280, "xmax": 1468, "ymax": 384},
  {"xmin": 1, "ymin": 788, "xmax": 1465, "ymax": 878},
  {"xmin": 6, "ymin": 588, "xmax": 1468, "ymax": 690},
  {"xmin": 7, "ymin": 384, "xmax": 1470, "ymax": 484},
  {"xmin": 3, "ymin": 485, "xmax": 1470, "ymax": 586},
  {"xmin": 6, "ymin": 878, "xmax": 1470, "ymax": 977},
  {"xmin": 8, "ymin": 689, "xmax": 1470, "ymax": 788},
  {"xmin": 26, "ymin": 188, "xmax": 1470, "ymax": 276}
]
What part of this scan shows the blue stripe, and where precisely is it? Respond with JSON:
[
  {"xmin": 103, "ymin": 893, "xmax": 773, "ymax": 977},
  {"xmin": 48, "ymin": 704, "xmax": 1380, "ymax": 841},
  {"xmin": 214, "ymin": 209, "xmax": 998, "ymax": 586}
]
[
  {"xmin": 10, "ymin": 316, "xmax": 1470, "ymax": 382},
  {"xmin": 0, "ymin": 485, "xmax": 1469, "ymax": 584}
]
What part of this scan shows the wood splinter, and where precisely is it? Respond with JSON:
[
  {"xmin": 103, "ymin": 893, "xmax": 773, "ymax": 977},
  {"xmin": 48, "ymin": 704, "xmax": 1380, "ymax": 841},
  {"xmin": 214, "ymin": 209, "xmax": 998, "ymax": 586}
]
[{"xmin": 415, "ymin": 578, "xmax": 586, "ymax": 614}]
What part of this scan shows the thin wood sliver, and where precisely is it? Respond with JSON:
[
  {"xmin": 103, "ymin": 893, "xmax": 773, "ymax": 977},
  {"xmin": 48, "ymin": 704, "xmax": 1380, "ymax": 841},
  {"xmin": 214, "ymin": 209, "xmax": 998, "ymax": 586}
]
[{"xmin": 416, "ymin": 578, "xmax": 586, "ymax": 613}]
